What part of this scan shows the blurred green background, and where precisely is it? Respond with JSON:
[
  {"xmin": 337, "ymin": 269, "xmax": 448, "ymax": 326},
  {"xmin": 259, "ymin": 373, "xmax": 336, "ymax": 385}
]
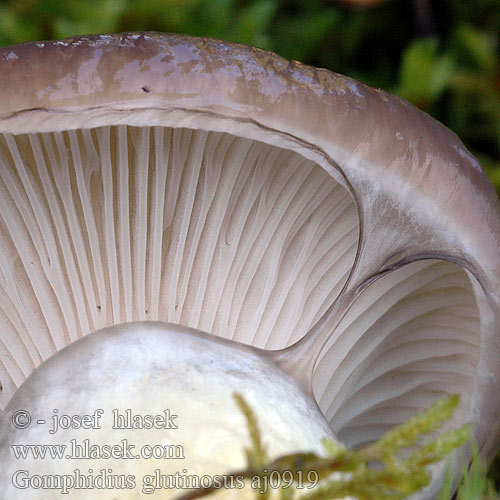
[
  {"xmin": 1, "ymin": 0, "xmax": 500, "ymax": 492},
  {"xmin": 0, "ymin": 0, "xmax": 499, "ymax": 193}
]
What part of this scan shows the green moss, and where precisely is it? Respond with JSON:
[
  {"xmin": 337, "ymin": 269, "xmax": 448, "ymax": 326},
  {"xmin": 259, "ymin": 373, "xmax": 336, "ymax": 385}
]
[{"xmin": 174, "ymin": 393, "xmax": 479, "ymax": 500}]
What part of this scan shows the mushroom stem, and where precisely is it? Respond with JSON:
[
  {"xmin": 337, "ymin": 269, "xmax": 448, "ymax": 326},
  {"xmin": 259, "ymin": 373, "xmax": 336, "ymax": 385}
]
[{"xmin": 270, "ymin": 286, "xmax": 360, "ymax": 395}]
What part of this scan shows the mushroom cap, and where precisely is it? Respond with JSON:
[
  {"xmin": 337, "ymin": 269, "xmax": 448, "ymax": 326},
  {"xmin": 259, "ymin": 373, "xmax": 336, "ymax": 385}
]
[
  {"xmin": 0, "ymin": 33, "xmax": 499, "ymax": 498},
  {"xmin": 0, "ymin": 322, "xmax": 334, "ymax": 499},
  {"xmin": 1, "ymin": 34, "xmax": 498, "ymax": 288}
]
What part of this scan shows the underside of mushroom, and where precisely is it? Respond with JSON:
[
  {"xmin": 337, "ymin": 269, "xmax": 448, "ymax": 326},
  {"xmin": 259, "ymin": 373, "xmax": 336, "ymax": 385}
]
[
  {"xmin": 0, "ymin": 123, "xmax": 485, "ymax": 446},
  {"xmin": 0, "ymin": 33, "xmax": 499, "ymax": 499}
]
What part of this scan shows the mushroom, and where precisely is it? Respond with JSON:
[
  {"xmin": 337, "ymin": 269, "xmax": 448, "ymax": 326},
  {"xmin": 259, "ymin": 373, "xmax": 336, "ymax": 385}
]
[
  {"xmin": 0, "ymin": 322, "xmax": 335, "ymax": 498},
  {"xmin": 0, "ymin": 33, "xmax": 499, "ymax": 499}
]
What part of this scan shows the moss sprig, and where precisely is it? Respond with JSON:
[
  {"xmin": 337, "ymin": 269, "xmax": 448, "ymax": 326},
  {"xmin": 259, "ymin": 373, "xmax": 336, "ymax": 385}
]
[{"xmin": 175, "ymin": 393, "xmax": 471, "ymax": 500}]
